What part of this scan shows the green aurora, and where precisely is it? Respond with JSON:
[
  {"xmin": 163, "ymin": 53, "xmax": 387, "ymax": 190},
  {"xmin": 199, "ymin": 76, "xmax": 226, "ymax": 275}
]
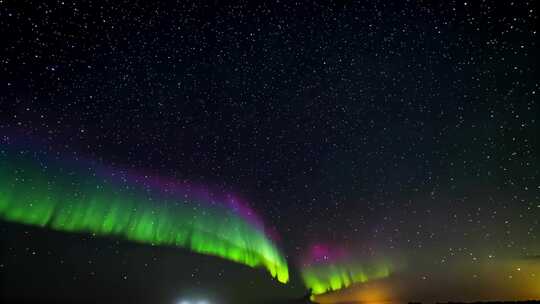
[
  {"xmin": 0, "ymin": 149, "xmax": 289, "ymax": 283},
  {"xmin": 301, "ymin": 261, "xmax": 391, "ymax": 295}
]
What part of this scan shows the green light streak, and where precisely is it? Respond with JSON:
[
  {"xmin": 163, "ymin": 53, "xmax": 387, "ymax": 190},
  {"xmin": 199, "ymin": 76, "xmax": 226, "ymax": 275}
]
[
  {"xmin": 0, "ymin": 151, "xmax": 288, "ymax": 283},
  {"xmin": 301, "ymin": 261, "xmax": 390, "ymax": 295}
]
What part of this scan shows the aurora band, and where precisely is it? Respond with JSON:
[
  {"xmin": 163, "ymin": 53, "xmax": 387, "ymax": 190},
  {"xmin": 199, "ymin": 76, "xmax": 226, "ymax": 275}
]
[{"xmin": 0, "ymin": 146, "xmax": 289, "ymax": 283}]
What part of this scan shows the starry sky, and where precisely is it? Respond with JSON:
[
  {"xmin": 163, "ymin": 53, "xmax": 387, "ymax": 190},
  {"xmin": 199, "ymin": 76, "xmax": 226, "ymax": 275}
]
[{"xmin": 0, "ymin": 0, "xmax": 539, "ymax": 303}]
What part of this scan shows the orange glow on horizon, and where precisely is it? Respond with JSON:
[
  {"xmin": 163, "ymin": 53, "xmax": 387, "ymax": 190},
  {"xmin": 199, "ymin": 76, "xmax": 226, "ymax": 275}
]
[
  {"xmin": 313, "ymin": 279, "xmax": 395, "ymax": 304},
  {"xmin": 310, "ymin": 258, "xmax": 540, "ymax": 304}
]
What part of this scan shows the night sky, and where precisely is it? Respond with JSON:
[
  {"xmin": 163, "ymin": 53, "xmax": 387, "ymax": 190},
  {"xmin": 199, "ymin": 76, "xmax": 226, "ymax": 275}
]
[{"xmin": 1, "ymin": 1, "xmax": 539, "ymax": 303}]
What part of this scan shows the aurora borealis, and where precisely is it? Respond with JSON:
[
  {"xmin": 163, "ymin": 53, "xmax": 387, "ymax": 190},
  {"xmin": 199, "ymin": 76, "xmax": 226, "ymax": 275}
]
[
  {"xmin": 0, "ymin": 145, "xmax": 289, "ymax": 283},
  {"xmin": 298, "ymin": 244, "xmax": 391, "ymax": 295},
  {"xmin": 1, "ymin": 0, "xmax": 539, "ymax": 303},
  {"xmin": 301, "ymin": 258, "xmax": 390, "ymax": 295}
]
